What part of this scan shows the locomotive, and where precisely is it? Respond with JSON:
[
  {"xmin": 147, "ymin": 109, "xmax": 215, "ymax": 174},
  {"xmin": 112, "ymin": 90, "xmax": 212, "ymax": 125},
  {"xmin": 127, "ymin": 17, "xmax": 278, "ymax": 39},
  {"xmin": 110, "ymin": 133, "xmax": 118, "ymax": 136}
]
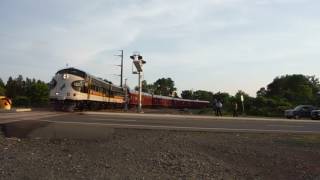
[{"xmin": 49, "ymin": 68, "xmax": 209, "ymax": 111}]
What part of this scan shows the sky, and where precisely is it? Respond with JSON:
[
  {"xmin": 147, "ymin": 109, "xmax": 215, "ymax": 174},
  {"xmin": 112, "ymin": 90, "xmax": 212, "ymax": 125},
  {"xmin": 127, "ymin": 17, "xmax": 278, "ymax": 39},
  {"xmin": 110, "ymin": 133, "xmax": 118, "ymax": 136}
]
[{"xmin": 1, "ymin": 0, "xmax": 320, "ymax": 96}]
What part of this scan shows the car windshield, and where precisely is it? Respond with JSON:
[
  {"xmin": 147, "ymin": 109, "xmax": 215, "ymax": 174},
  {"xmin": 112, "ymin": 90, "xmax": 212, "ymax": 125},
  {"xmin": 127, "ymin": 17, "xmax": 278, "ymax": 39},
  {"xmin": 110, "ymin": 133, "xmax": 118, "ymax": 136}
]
[{"xmin": 294, "ymin": 106, "xmax": 305, "ymax": 111}]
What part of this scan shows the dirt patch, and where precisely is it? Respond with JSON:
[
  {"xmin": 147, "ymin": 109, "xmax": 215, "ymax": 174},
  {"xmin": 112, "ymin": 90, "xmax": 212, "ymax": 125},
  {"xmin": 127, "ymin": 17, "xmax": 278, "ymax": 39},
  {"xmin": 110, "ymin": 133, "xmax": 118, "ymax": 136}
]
[{"xmin": 0, "ymin": 130, "xmax": 320, "ymax": 180}]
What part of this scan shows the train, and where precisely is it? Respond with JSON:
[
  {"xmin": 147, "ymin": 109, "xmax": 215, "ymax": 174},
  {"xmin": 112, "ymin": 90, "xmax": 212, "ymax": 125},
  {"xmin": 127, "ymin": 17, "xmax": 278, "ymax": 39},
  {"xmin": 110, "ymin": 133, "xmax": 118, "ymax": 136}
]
[{"xmin": 49, "ymin": 68, "xmax": 209, "ymax": 111}]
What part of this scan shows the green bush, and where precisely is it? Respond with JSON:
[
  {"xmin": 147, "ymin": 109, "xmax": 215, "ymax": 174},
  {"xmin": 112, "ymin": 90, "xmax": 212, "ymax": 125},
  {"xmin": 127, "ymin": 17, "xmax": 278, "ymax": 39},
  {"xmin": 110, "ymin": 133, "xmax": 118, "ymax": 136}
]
[
  {"xmin": 13, "ymin": 96, "xmax": 31, "ymax": 107},
  {"xmin": 0, "ymin": 86, "xmax": 5, "ymax": 96}
]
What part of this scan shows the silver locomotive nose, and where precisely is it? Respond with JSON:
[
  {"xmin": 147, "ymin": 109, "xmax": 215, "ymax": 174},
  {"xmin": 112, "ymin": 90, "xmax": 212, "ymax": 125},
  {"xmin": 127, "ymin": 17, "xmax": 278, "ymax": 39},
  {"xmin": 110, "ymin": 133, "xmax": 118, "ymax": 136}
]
[{"xmin": 51, "ymin": 73, "xmax": 69, "ymax": 100}]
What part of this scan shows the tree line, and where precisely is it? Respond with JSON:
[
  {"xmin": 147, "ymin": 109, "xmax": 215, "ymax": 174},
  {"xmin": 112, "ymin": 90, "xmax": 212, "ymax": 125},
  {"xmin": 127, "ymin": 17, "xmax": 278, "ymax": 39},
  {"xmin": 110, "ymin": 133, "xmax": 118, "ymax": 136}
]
[
  {"xmin": 0, "ymin": 75, "xmax": 49, "ymax": 107},
  {"xmin": 1, "ymin": 74, "xmax": 319, "ymax": 116},
  {"xmin": 135, "ymin": 78, "xmax": 179, "ymax": 97},
  {"xmin": 140, "ymin": 75, "xmax": 320, "ymax": 117}
]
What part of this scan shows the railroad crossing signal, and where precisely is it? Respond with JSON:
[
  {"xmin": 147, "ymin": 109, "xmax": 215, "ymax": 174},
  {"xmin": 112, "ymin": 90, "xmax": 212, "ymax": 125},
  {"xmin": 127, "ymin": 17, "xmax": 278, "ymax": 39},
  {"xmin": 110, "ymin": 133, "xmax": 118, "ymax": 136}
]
[
  {"xmin": 130, "ymin": 53, "xmax": 146, "ymax": 113},
  {"xmin": 130, "ymin": 53, "xmax": 146, "ymax": 72}
]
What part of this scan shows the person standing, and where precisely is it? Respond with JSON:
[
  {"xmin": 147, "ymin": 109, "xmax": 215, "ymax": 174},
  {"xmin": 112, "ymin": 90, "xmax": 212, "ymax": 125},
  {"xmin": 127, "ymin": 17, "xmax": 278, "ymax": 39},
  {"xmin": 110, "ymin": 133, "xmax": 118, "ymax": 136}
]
[
  {"xmin": 233, "ymin": 102, "xmax": 238, "ymax": 117},
  {"xmin": 216, "ymin": 100, "xmax": 223, "ymax": 116},
  {"xmin": 212, "ymin": 98, "xmax": 217, "ymax": 115}
]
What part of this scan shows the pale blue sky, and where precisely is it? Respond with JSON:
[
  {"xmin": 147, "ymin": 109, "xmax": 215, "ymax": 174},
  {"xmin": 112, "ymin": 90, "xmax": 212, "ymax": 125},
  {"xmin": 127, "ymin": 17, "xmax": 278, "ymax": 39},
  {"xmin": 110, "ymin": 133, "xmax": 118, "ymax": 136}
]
[{"xmin": 1, "ymin": 0, "xmax": 320, "ymax": 96}]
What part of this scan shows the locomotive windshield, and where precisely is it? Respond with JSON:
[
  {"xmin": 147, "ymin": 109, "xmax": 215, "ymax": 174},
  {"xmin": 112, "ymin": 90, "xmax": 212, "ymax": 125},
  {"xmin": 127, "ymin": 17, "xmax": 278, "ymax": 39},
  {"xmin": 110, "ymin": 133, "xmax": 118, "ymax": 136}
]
[
  {"xmin": 56, "ymin": 68, "xmax": 86, "ymax": 78},
  {"xmin": 49, "ymin": 79, "xmax": 57, "ymax": 90}
]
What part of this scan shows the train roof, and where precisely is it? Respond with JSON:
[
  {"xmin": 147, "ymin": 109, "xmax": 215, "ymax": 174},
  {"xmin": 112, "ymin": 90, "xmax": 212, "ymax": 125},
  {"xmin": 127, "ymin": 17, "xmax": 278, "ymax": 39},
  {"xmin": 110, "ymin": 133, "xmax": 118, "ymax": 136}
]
[
  {"xmin": 173, "ymin": 98, "xmax": 209, "ymax": 103},
  {"xmin": 56, "ymin": 68, "xmax": 87, "ymax": 78},
  {"xmin": 57, "ymin": 68, "xmax": 113, "ymax": 83},
  {"xmin": 56, "ymin": 68, "xmax": 122, "ymax": 89},
  {"xmin": 129, "ymin": 90, "xmax": 209, "ymax": 103},
  {"xmin": 129, "ymin": 90, "xmax": 153, "ymax": 97}
]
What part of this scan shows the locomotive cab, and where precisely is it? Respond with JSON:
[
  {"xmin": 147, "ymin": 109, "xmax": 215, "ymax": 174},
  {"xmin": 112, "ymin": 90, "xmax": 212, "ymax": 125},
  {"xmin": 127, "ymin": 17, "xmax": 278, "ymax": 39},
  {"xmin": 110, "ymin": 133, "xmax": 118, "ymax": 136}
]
[{"xmin": 49, "ymin": 68, "xmax": 88, "ymax": 111}]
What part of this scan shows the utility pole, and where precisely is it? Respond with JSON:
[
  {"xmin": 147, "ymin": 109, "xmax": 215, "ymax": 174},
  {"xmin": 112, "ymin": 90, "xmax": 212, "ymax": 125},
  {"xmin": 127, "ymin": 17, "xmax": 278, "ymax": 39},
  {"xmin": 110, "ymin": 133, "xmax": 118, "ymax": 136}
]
[
  {"xmin": 120, "ymin": 50, "xmax": 123, "ymax": 87},
  {"xmin": 124, "ymin": 78, "xmax": 128, "ymax": 111},
  {"xmin": 115, "ymin": 50, "xmax": 124, "ymax": 87}
]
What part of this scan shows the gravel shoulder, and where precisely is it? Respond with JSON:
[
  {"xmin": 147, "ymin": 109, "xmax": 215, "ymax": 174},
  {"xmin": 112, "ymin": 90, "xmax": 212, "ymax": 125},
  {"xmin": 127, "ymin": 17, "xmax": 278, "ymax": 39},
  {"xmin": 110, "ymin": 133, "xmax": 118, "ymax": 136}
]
[{"xmin": 1, "ymin": 129, "xmax": 320, "ymax": 180}]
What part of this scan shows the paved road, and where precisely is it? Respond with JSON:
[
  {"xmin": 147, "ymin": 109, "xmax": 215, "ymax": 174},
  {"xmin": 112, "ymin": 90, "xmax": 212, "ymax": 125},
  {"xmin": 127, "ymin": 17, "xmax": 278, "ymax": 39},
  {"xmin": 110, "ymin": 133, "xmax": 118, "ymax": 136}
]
[{"xmin": 1, "ymin": 111, "xmax": 320, "ymax": 134}]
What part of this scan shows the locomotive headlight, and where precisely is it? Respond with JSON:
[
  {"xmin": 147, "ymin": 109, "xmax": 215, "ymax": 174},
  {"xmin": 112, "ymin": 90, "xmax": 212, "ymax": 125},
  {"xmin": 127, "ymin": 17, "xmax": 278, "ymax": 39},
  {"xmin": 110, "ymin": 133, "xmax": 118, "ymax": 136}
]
[
  {"xmin": 55, "ymin": 92, "xmax": 60, "ymax": 96},
  {"xmin": 63, "ymin": 74, "xmax": 69, "ymax": 79}
]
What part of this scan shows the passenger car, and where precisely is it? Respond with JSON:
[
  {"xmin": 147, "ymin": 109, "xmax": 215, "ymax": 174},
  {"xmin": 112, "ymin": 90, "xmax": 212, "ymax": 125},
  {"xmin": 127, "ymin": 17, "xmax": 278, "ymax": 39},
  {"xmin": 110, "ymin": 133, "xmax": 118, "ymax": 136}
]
[
  {"xmin": 311, "ymin": 110, "xmax": 320, "ymax": 120},
  {"xmin": 284, "ymin": 105, "xmax": 317, "ymax": 119}
]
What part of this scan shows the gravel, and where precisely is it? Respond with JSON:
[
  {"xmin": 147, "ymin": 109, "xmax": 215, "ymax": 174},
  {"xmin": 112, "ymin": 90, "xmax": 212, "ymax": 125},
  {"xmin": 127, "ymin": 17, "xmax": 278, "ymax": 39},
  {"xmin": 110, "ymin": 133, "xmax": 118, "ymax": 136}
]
[{"xmin": 1, "ymin": 129, "xmax": 320, "ymax": 180}]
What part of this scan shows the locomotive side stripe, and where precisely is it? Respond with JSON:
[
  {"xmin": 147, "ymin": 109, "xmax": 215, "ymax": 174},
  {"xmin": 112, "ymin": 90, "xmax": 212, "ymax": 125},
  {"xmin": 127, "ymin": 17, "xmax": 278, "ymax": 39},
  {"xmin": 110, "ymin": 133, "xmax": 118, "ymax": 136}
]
[{"xmin": 86, "ymin": 94, "xmax": 124, "ymax": 104}]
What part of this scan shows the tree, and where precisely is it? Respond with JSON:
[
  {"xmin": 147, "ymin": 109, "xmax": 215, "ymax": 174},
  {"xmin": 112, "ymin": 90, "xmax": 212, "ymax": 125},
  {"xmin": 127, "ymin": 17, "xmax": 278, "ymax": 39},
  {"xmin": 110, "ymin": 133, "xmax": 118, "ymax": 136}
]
[
  {"xmin": 235, "ymin": 90, "xmax": 250, "ymax": 102},
  {"xmin": 6, "ymin": 76, "xmax": 16, "ymax": 98},
  {"xmin": 0, "ymin": 78, "xmax": 5, "ymax": 96},
  {"xmin": 153, "ymin": 78, "xmax": 177, "ymax": 96},
  {"xmin": 253, "ymin": 74, "xmax": 320, "ymax": 116},
  {"xmin": 0, "ymin": 78, "xmax": 4, "ymax": 87},
  {"xmin": 4, "ymin": 75, "xmax": 49, "ymax": 107},
  {"xmin": 173, "ymin": 92, "xmax": 179, "ymax": 98},
  {"xmin": 193, "ymin": 90, "xmax": 214, "ymax": 101},
  {"xmin": 15, "ymin": 75, "xmax": 25, "ymax": 96},
  {"xmin": 5, "ymin": 75, "xmax": 26, "ymax": 98},
  {"xmin": 135, "ymin": 80, "xmax": 155, "ymax": 94},
  {"xmin": 0, "ymin": 86, "xmax": 5, "ymax": 96},
  {"xmin": 212, "ymin": 92, "xmax": 231, "ymax": 103},
  {"xmin": 181, "ymin": 90, "xmax": 193, "ymax": 99},
  {"xmin": 29, "ymin": 80, "xmax": 49, "ymax": 106},
  {"xmin": 234, "ymin": 90, "xmax": 254, "ymax": 114},
  {"xmin": 135, "ymin": 78, "xmax": 177, "ymax": 96},
  {"xmin": 264, "ymin": 74, "xmax": 319, "ymax": 105},
  {"xmin": 256, "ymin": 87, "xmax": 267, "ymax": 97}
]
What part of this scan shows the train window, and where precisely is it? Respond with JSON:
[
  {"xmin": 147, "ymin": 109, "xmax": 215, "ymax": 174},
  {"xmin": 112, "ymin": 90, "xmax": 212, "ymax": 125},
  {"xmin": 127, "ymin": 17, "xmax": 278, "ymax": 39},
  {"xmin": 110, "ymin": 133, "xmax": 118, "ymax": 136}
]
[
  {"xmin": 49, "ymin": 79, "xmax": 57, "ymax": 89},
  {"xmin": 72, "ymin": 80, "xmax": 85, "ymax": 92},
  {"xmin": 105, "ymin": 88, "xmax": 110, "ymax": 96},
  {"xmin": 111, "ymin": 86, "xmax": 124, "ymax": 96},
  {"xmin": 91, "ymin": 85, "xmax": 96, "ymax": 92}
]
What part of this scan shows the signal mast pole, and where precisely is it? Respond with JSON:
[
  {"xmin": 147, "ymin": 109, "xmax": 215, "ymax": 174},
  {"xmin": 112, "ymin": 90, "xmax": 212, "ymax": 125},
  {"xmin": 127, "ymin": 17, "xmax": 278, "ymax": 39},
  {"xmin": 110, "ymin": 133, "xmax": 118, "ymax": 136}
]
[
  {"xmin": 138, "ymin": 72, "xmax": 142, "ymax": 112},
  {"xmin": 120, "ymin": 50, "xmax": 124, "ymax": 87},
  {"xmin": 124, "ymin": 78, "xmax": 128, "ymax": 111},
  {"xmin": 130, "ymin": 53, "xmax": 146, "ymax": 113}
]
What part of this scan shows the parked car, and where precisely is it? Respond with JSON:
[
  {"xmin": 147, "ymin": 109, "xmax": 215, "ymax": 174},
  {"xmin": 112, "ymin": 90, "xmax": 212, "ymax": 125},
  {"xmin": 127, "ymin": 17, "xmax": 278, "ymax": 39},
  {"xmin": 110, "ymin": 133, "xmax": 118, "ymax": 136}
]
[
  {"xmin": 284, "ymin": 105, "xmax": 317, "ymax": 119},
  {"xmin": 311, "ymin": 110, "xmax": 320, "ymax": 120}
]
